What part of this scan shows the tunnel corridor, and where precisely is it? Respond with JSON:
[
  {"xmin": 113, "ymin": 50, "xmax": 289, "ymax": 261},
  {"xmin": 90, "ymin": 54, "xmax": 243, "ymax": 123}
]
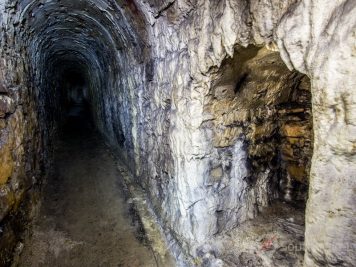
[
  {"xmin": 0, "ymin": 0, "xmax": 158, "ymax": 265},
  {"xmin": 16, "ymin": 106, "xmax": 158, "ymax": 266},
  {"xmin": 0, "ymin": 1, "xmax": 355, "ymax": 267}
]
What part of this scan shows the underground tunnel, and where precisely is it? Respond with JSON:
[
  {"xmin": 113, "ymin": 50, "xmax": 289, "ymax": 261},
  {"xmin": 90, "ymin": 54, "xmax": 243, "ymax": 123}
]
[{"xmin": 0, "ymin": 0, "xmax": 355, "ymax": 267}]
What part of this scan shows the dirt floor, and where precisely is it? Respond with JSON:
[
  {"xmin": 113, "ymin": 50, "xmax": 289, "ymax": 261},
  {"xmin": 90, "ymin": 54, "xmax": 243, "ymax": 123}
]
[
  {"xmin": 205, "ymin": 201, "xmax": 305, "ymax": 267},
  {"xmin": 14, "ymin": 107, "xmax": 159, "ymax": 267}
]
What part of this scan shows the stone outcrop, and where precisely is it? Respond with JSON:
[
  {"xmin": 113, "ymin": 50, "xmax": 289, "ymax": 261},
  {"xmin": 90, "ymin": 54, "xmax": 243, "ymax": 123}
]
[{"xmin": 0, "ymin": 0, "xmax": 355, "ymax": 266}]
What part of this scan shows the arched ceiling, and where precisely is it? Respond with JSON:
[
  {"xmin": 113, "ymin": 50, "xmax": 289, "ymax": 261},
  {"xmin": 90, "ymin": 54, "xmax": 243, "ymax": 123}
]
[{"xmin": 17, "ymin": 0, "xmax": 147, "ymax": 106}]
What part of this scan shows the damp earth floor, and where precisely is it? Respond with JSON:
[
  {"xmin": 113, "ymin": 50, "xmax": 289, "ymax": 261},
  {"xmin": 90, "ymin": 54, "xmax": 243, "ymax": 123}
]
[{"xmin": 15, "ymin": 107, "xmax": 158, "ymax": 267}]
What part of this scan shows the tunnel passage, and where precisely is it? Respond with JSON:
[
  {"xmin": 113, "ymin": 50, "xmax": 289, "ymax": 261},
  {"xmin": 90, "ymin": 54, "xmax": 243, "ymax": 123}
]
[
  {"xmin": 0, "ymin": 0, "xmax": 149, "ymax": 265},
  {"xmin": 55, "ymin": 61, "xmax": 93, "ymax": 134},
  {"xmin": 59, "ymin": 64, "xmax": 88, "ymax": 111},
  {"xmin": 19, "ymin": 0, "xmax": 147, "ymax": 154},
  {"xmin": 207, "ymin": 45, "xmax": 313, "ymax": 230},
  {"xmin": 1, "ymin": 1, "xmax": 354, "ymax": 266},
  {"xmin": 0, "ymin": 0, "xmax": 163, "ymax": 265}
]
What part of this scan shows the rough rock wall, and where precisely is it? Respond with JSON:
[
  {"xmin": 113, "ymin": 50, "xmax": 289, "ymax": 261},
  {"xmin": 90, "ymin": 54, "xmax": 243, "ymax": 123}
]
[
  {"xmin": 278, "ymin": 1, "xmax": 356, "ymax": 266},
  {"xmin": 134, "ymin": 0, "xmax": 356, "ymax": 265},
  {"xmin": 0, "ymin": 0, "xmax": 355, "ymax": 266},
  {"xmin": 0, "ymin": 2, "xmax": 47, "ymax": 264}
]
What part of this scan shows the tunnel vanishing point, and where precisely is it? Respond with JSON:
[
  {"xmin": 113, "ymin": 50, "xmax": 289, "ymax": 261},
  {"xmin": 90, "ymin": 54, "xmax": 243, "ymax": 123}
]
[{"xmin": 0, "ymin": 0, "xmax": 355, "ymax": 266}]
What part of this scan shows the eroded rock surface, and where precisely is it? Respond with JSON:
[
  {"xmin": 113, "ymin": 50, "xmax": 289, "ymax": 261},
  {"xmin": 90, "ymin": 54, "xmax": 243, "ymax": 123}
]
[{"xmin": 0, "ymin": 0, "xmax": 355, "ymax": 266}]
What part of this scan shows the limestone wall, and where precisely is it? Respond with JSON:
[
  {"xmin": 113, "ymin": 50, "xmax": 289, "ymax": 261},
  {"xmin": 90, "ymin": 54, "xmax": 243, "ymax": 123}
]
[{"xmin": 0, "ymin": 0, "xmax": 355, "ymax": 266}]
